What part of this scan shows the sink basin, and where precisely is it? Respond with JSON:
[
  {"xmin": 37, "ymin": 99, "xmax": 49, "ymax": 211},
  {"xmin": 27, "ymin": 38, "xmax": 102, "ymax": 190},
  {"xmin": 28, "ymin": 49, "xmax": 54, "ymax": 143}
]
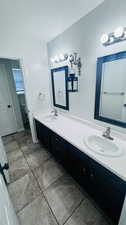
[
  {"xmin": 43, "ymin": 115, "xmax": 57, "ymax": 122},
  {"xmin": 84, "ymin": 135, "xmax": 123, "ymax": 157}
]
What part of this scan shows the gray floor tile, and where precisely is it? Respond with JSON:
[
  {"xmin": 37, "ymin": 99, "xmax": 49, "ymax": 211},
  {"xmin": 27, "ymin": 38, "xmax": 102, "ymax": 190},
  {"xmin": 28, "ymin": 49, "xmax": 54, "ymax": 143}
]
[
  {"xmin": 4, "ymin": 131, "xmax": 113, "ymax": 225},
  {"xmin": 8, "ymin": 172, "xmax": 41, "ymax": 212},
  {"xmin": 7, "ymin": 148, "xmax": 24, "ymax": 164},
  {"xmin": 9, "ymin": 157, "xmax": 29, "ymax": 183},
  {"xmin": 18, "ymin": 195, "xmax": 58, "ymax": 225},
  {"xmin": 21, "ymin": 142, "xmax": 43, "ymax": 156},
  {"xmin": 64, "ymin": 199, "xmax": 111, "ymax": 225},
  {"xmin": 44, "ymin": 174, "xmax": 84, "ymax": 225},
  {"xmin": 2, "ymin": 135, "xmax": 14, "ymax": 144},
  {"xmin": 34, "ymin": 158, "xmax": 65, "ymax": 190},
  {"xmin": 14, "ymin": 130, "xmax": 31, "ymax": 140},
  {"xmin": 26, "ymin": 149, "xmax": 51, "ymax": 170},
  {"xmin": 4, "ymin": 140, "xmax": 19, "ymax": 153},
  {"xmin": 16, "ymin": 133, "xmax": 32, "ymax": 147}
]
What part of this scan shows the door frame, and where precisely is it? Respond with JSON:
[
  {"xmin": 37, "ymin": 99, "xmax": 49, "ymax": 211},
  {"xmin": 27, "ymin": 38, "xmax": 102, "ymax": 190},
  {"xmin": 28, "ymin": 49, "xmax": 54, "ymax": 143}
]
[{"xmin": 0, "ymin": 56, "xmax": 30, "ymax": 134}]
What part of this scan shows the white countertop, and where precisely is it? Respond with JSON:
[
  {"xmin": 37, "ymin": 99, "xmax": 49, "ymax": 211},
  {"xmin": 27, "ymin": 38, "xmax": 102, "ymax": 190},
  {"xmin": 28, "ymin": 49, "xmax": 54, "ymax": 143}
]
[{"xmin": 34, "ymin": 112, "xmax": 126, "ymax": 182}]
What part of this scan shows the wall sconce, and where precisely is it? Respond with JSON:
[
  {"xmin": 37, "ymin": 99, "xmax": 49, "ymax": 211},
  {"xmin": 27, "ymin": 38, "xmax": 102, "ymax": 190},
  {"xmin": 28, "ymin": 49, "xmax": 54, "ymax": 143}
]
[
  {"xmin": 101, "ymin": 27, "xmax": 126, "ymax": 46},
  {"xmin": 67, "ymin": 73, "xmax": 78, "ymax": 92},
  {"xmin": 69, "ymin": 52, "xmax": 82, "ymax": 76}
]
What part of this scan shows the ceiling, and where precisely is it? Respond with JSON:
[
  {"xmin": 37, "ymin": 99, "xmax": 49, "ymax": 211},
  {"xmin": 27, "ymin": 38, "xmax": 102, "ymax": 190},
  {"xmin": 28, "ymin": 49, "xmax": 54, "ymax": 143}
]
[{"xmin": 0, "ymin": 0, "xmax": 104, "ymax": 42}]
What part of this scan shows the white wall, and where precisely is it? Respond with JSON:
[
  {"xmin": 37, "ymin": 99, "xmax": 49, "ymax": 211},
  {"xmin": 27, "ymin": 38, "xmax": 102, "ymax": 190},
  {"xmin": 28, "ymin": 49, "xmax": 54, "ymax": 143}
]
[
  {"xmin": 47, "ymin": 0, "xmax": 126, "ymax": 134},
  {"xmin": 0, "ymin": 38, "xmax": 51, "ymax": 139}
]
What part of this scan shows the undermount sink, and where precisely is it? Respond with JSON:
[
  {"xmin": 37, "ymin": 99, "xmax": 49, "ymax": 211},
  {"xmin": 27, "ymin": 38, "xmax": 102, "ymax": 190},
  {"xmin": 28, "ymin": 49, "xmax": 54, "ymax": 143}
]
[
  {"xmin": 84, "ymin": 135, "xmax": 123, "ymax": 157},
  {"xmin": 43, "ymin": 115, "xmax": 57, "ymax": 122}
]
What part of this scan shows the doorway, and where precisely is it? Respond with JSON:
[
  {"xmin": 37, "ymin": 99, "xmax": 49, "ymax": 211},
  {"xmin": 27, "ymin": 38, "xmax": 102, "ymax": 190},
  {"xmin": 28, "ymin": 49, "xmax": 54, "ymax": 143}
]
[{"xmin": 0, "ymin": 58, "xmax": 29, "ymax": 137}]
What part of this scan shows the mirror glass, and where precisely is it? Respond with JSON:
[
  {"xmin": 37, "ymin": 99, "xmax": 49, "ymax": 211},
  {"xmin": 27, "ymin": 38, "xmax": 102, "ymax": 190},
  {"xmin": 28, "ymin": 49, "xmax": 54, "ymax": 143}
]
[
  {"xmin": 51, "ymin": 66, "xmax": 69, "ymax": 110},
  {"xmin": 95, "ymin": 51, "xmax": 126, "ymax": 128}
]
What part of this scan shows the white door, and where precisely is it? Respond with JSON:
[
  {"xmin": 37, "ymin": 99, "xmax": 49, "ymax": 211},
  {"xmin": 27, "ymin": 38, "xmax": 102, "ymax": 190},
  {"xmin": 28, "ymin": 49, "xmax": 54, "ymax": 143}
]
[
  {"xmin": 0, "ymin": 137, "xmax": 9, "ymax": 183},
  {"xmin": 0, "ymin": 174, "xmax": 20, "ymax": 225},
  {"xmin": 0, "ymin": 64, "xmax": 17, "ymax": 136}
]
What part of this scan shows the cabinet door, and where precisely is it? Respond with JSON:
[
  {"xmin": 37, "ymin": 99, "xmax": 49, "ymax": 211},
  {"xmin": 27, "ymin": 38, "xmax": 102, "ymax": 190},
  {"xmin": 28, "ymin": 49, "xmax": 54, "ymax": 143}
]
[
  {"xmin": 89, "ymin": 159, "xmax": 126, "ymax": 224},
  {"xmin": 35, "ymin": 120, "xmax": 51, "ymax": 149},
  {"xmin": 67, "ymin": 144, "xmax": 92, "ymax": 191},
  {"xmin": 51, "ymin": 133, "xmax": 68, "ymax": 167},
  {"xmin": 67, "ymin": 143, "xmax": 126, "ymax": 224}
]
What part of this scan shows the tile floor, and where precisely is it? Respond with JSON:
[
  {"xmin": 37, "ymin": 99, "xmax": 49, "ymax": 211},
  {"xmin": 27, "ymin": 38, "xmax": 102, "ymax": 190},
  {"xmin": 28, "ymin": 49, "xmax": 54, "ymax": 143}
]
[{"xmin": 3, "ymin": 130, "xmax": 113, "ymax": 225}]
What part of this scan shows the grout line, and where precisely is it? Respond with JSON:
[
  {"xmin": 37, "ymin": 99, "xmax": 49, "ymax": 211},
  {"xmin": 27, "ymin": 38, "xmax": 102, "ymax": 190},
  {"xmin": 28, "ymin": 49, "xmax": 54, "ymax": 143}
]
[
  {"xmin": 63, "ymin": 199, "xmax": 84, "ymax": 225},
  {"xmin": 42, "ymin": 191, "xmax": 60, "ymax": 225},
  {"xmin": 16, "ymin": 195, "xmax": 40, "ymax": 214},
  {"xmin": 26, "ymin": 167, "xmax": 60, "ymax": 225},
  {"xmin": 19, "ymin": 138, "xmax": 60, "ymax": 225}
]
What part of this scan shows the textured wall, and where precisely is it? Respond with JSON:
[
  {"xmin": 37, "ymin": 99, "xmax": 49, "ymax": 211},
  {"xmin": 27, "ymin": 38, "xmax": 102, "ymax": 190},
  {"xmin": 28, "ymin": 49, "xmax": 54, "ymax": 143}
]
[{"xmin": 47, "ymin": 0, "xmax": 126, "ymax": 134}]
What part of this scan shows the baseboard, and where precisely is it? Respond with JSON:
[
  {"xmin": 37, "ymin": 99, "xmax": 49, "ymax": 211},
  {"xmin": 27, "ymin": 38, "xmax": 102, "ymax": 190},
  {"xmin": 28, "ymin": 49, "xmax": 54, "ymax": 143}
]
[{"xmin": 17, "ymin": 128, "xmax": 25, "ymax": 132}]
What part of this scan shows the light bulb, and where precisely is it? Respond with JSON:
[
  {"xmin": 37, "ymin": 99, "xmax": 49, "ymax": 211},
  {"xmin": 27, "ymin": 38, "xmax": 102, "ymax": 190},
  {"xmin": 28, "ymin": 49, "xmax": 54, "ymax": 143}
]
[
  {"xmin": 100, "ymin": 33, "xmax": 109, "ymax": 44},
  {"xmin": 54, "ymin": 55, "xmax": 59, "ymax": 62},
  {"xmin": 51, "ymin": 58, "xmax": 55, "ymax": 63},
  {"xmin": 59, "ymin": 54, "xmax": 65, "ymax": 61},
  {"xmin": 114, "ymin": 27, "xmax": 124, "ymax": 38},
  {"xmin": 124, "ymin": 31, "xmax": 126, "ymax": 37},
  {"xmin": 109, "ymin": 36, "xmax": 114, "ymax": 43}
]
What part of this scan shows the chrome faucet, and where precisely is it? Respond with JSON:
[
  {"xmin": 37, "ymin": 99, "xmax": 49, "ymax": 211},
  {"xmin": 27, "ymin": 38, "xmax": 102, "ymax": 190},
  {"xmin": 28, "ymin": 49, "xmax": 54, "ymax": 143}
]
[
  {"xmin": 102, "ymin": 127, "xmax": 114, "ymax": 140},
  {"xmin": 51, "ymin": 109, "xmax": 58, "ymax": 117}
]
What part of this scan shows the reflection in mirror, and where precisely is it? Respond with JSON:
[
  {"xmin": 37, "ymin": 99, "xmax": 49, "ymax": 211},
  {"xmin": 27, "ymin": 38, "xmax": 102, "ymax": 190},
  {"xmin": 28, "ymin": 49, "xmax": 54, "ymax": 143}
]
[
  {"xmin": 95, "ymin": 51, "xmax": 126, "ymax": 128},
  {"xmin": 51, "ymin": 66, "xmax": 69, "ymax": 110}
]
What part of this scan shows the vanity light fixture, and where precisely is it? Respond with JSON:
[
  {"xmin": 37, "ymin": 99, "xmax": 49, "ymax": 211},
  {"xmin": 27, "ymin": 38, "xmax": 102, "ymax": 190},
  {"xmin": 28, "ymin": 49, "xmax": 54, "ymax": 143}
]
[
  {"xmin": 51, "ymin": 52, "xmax": 81, "ymax": 93},
  {"xmin": 51, "ymin": 54, "xmax": 68, "ymax": 63},
  {"xmin": 101, "ymin": 26, "xmax": 126, "ymax": 46}
]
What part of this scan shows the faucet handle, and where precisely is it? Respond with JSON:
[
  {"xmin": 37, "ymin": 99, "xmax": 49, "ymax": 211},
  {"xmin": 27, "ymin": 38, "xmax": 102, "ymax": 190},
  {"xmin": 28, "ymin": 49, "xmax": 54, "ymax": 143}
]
[{"xmin": 51, "ymin": 109, "xmax": 58, "ymax": 116}]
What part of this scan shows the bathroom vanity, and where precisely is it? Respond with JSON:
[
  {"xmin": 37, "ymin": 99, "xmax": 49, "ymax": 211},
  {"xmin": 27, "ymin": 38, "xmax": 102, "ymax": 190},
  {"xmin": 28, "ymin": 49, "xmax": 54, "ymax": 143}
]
[{"xmin": 34, "ymin": 113, "xmax": 126, "ymax": 224}]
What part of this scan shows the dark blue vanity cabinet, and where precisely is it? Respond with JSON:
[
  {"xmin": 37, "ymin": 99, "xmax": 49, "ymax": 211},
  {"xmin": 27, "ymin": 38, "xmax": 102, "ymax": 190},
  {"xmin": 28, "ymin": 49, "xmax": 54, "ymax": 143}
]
[
  {"xmin": 35, "ymin": 119, "xmax": 126, "ymax": 224},
  {"xmin": 50, "ymin": 132, "xmax": 69, "ymax": 168},
  {"xmin": 35, "ymin": 119, "xmax": 51, "ymax": 149}
]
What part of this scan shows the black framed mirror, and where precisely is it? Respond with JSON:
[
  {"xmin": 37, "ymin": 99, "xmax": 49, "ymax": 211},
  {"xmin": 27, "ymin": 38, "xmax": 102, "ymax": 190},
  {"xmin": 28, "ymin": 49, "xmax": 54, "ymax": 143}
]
[
  {"xmin": 51, "ymin": 66, "xmax": 69, "ymax": 110},
  {"xmin": 94, "ymin": 51, "xmax": 126, "ymax": 128}
]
